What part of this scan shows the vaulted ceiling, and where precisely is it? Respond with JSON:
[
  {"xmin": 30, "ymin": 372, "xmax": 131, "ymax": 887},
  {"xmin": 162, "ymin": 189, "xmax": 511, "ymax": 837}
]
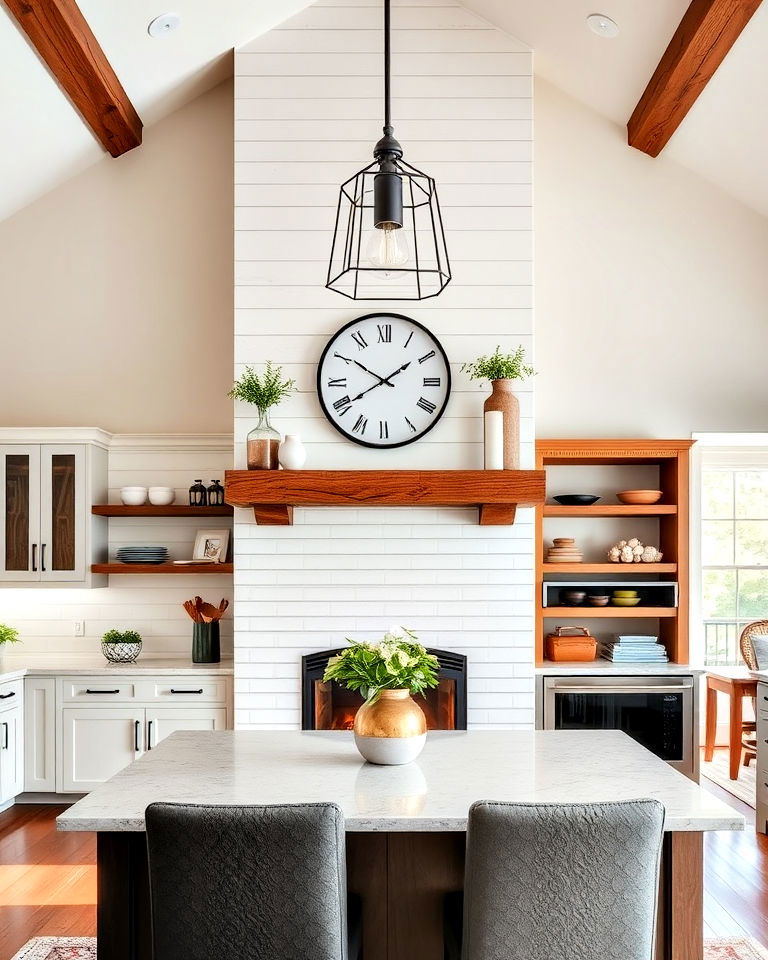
[{"xmin": 1, "ymin": 0, "xmax": 766, "ymax": 222}]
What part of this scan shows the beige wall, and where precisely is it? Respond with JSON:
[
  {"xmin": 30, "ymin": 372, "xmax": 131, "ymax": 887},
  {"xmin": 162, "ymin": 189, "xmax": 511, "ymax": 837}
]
[
  {"xmin": 0, "ymin": 81, "xmax": 233, "ymax": 433},
  {"xmin": 535, "ymin": 79, "xmax": 768, "ymax": 437}
]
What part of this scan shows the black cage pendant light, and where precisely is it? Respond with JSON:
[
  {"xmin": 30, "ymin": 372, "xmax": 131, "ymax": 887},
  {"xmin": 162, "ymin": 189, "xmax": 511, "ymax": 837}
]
[{"xmin": 326, "ymin": 0, "xmax": 451, "ymax": 301}]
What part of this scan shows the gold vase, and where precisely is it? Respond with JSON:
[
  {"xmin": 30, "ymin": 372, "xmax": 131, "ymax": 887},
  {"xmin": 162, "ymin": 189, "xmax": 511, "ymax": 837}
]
[
  {"xmin": 353, "ymin": 689, "xmax": 427, "ymax": 765},
  {"xmin": 483, "ymin": 378, "xmax": 520, "ymax": 469}
]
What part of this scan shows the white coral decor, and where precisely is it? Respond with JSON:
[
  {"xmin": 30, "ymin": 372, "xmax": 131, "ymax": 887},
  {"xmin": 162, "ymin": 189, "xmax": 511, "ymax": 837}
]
[{"xmin": 608, "ymin": 538, "xmax": 663, "ymax": 563}]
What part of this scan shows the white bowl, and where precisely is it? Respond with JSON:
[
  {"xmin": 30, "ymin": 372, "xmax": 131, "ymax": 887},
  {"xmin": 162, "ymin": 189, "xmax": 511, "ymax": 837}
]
[
  {"xmin": 148, "ymin": 487, "xmax": 175, "ymax": 506},
  {"xmin": 120, "ymin": 486, "xmax": 147, "ymax": 506}
]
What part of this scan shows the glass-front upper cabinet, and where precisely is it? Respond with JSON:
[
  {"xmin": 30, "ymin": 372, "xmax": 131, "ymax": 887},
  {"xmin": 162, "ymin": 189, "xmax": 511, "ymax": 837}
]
[{"xmin": 0, "ymin": 444, "xmax": 87, "ymax": 582}]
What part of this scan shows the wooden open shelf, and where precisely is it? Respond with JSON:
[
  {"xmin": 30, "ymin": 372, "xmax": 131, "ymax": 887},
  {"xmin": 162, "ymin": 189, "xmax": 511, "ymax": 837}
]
[
  {"xmin": 92, "ymin": 505, "xmax": 233, "ymax": 517},
  {"xmin": 536, "ymin": 439, "xmax": 694, "ymax": 665},
  {"xmin": 542, "ymin": 562, "xmax": 677, "ymax": 574},
  {"xmin": 91, "ymin": 563, "xmax": 233, "ymax": 575},
  {"xmin": 225, "ymin": 470, "xmax": 545, "ymax": 526},
  {"xmin": 543, "ymin": 606, "xmax": 677, "ymax": 618},
  {"xmin": 544, "ymin": 504, "xmax": 677, "ymax": 517}
]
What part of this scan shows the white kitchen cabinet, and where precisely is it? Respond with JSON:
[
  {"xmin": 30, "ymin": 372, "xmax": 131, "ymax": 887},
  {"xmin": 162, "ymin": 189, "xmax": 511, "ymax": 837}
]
[
  {"xmin": 0, "ymin": 431, "xmax": 108, "ymax": 587},
  {"xmin": 24, "ymin": 678, "xmax": 56, "ymax": 792},
  {"xmin": 60, "ymin": 706, "xmax": 145, "ymax": 793},
  {"xmin": 757, "ymin": 681, "xmax": 768, "ymax": 834},
  {"xmin": 0, "ymin": 681, "xmax": 24, "ymax": 806},
  {"xmin": 147, "ymin": 707, "xmax": 228, "ymax": 749},
  {"xmin": 54, "ymin": 673, "xmax": 233, "ymax": 794}
]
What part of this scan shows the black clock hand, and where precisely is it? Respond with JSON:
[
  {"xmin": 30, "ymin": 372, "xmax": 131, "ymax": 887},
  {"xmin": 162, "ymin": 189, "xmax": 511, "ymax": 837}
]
[
  {"xmin": 353, "ymin": 360, "xmax": 395, "ymax": 387},
  {"xmin": 350, "ymin": 362, "xmax": 411, "ymax": 401}
]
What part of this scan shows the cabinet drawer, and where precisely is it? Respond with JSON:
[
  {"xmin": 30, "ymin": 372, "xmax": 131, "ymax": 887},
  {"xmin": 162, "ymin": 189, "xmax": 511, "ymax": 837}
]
[
  {"xmin": 0, "ymin": 680, "xmax": 23, "ymax": 712},
  {"xmin": 135, "ymin": 679, "xmax": 228, "ymax": 703},
  {"xmin": 61, "ymin": 680, "xmax": 136, "ymax": 702}
]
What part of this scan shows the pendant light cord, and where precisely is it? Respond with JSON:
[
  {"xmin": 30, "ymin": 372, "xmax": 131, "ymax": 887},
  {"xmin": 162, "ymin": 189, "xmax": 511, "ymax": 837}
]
[{"xmin": 384, "ymin": 0, "xmax": 392, "ymax": 133}]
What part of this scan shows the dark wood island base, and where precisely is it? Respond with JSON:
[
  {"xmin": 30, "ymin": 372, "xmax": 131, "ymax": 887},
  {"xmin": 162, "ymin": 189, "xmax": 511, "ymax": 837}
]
[{"xmin": 97, "ymin": 830, "xmax": 703, "ymax": 960}]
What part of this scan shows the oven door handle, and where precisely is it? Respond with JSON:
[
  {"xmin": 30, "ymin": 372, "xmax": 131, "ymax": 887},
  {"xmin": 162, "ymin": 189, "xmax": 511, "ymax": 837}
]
[{"xmin": 548, "ymin": 683, "xmax": 693, "ymax": 694}]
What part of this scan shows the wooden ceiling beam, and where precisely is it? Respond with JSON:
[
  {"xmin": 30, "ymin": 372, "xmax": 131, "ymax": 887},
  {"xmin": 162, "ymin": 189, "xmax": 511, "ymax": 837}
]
[
  {"xmin": 4, "ymin": 0, "xmax": 142, "ymax": 157},
  {"xmin": 628, "ymin": 0, "xmax": 763, "ymax": 157}
]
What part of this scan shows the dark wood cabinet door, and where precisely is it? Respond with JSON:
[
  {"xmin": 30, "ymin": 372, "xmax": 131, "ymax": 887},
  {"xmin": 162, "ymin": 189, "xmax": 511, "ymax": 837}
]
[
  {"xmin": 0, "ymin": 446, "xmax": 40, "ymax": 580},
  {"xmin": 40, "ymin": 445, "xmax": 85, "ymax": 581}
]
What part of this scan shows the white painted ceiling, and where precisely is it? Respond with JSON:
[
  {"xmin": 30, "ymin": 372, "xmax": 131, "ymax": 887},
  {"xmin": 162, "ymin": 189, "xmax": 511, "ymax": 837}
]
[{"xmin": 0, "ymin": 0, "xmax": 766, "ymax": 222}]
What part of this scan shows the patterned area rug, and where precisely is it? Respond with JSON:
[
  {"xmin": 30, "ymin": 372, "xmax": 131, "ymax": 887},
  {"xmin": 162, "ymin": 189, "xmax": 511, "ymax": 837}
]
[
  {"xmin": 701, "ymin": 747, "xmax": 756, "ymax": 809},
  {"xmin": 10, "ymin": 938, "xmax": 96, "ymax": 960},
  {"xmin": 10, "ymin": 935, "xmax": 768, "ymax": 959},
  {"xmin": 706, "ymin": 940, "xmax": 768, "ymax": 959}
]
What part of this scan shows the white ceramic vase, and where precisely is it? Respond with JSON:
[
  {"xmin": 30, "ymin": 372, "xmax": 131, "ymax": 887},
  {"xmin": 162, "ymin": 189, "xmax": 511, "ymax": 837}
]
[{"xmin": 278, "ymin": 434, "xmax": 306, "ymax": 470}]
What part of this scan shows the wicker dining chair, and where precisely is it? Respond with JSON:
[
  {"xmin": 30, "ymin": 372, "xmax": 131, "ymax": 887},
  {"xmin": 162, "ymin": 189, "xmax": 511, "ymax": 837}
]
[{"xmin": 739, "ymin": 620, "xmax": 768, "ymax": 767}]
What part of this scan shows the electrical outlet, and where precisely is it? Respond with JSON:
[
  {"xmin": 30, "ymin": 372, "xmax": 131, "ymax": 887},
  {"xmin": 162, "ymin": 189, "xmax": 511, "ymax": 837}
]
[{"xmin": 73, "ymin": 620, "xmax": 85, "ymax": 637}]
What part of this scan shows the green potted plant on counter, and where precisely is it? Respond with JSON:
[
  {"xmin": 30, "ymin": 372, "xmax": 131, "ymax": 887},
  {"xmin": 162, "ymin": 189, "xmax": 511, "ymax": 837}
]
[
  {"xmin": 101, "ymin": 629, "xmax": 142, "ymax": 664},
  {"xmin": 228, "ymin": 361, "xmax": 296, "ymax": 471},
  {"xmin": 323, "ymin": 627, "xmax": 439, "ymax": 765},
  {"xmin": 0, "ymin": 623, "xmax": 20, "ymax": 670},
  {"xmin": 462, "ymin": 345, "xmax": 535, "ymax": 469}
]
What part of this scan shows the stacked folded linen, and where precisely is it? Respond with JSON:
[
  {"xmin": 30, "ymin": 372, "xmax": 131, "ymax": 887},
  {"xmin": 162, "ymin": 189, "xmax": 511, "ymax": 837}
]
[{"xmin": 599, "ymin": 635, "xmax": 669, "ymax": 663}]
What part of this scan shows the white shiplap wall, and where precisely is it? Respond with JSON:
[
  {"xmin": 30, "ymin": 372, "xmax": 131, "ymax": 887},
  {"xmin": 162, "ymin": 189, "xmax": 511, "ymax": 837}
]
[
  {"xmin": 234, "ymin": 0, "xmax": 534, "ymax": 728},
  {"xmin": 3, "ymin": 437, "xmax": 234, "ymax": 662}
]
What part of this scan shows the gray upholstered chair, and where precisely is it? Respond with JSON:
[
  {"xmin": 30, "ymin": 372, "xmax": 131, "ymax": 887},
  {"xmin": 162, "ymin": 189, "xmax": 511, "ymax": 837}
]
[
  {"xmin": 446, "ymin": 799, "xmax": 665, "ymax": 960},
  {"xmin": 145, "ymin": 801, "xmax": 353, "ymax": 960}
]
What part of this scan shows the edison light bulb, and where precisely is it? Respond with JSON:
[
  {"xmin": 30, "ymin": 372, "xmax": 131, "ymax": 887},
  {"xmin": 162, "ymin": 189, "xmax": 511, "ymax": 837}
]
[{"xmin": 366, "ymin": 223, "xmax": 410, "ymax": 275}]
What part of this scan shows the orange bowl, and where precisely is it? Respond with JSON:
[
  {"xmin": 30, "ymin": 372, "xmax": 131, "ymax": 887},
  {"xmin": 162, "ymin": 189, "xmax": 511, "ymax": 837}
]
[{"xmin": 616, "ymin": 489, "xmax": 662, "ymax": 505}]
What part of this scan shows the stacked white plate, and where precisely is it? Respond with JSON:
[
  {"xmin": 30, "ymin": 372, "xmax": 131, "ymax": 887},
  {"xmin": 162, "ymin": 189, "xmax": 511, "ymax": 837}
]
[{"xmin": 116, "ymin": 546, "xmax": 169, "ymax": 565}]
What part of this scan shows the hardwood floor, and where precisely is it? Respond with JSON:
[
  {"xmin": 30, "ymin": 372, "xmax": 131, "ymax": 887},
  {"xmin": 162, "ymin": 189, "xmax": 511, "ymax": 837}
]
[
  {"xmin": 1, "ymin": 791, "xmax": 767, "ymax": 958},
  {"xmin": 0, "ymin": 805, "xmax": 95, "ymax": 960}
]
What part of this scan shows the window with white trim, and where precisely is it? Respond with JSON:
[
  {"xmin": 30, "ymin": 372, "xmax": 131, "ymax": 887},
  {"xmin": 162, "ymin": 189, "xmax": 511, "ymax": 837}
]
[{"xmin": 700, "ymin": 446, "xmax": 768, "ymax": 666}]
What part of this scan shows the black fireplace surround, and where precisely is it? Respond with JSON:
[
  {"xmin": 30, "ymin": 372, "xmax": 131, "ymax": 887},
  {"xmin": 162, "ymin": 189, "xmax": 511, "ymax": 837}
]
[{"xmin": 301, "ymin": 647, "xmax": 468, "ymax": 731}]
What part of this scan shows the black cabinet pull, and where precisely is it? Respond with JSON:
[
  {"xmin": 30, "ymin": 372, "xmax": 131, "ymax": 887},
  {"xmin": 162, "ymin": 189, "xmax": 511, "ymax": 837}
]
[
  {"xmin": 40, "ymin": 543, "xmax": 46, "ymax": 572},
  {"xmin": 86, "ymin": 689, "xmax": 120, "ymax": 695},
  {"xmin": 147, "ymin": 720, "xmax": 153, "ymax": 750},
  {"xmin": 0, "ymin": 691, "xmax": 16, "ymax": 700},
  {"xmin": 31, "ymin": 543, "xmax": 37, "ymax": 572},
  {"xmin": 2, "ymin": 722, "xmax": 7, "ymax": 750},
  {"xmin": 170, "ymin": 689, "xmax": 203, "ymax": 695},
  {"xmin": 134, "ymin": 720, "xmax": 141, "ymax": 752}
]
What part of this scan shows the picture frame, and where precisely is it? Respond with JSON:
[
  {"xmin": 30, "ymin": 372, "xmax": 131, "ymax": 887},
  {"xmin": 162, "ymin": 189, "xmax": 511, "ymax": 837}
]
[{"xmin": 192, "ymin": 529, "xmax": 230, "ymax": 564}]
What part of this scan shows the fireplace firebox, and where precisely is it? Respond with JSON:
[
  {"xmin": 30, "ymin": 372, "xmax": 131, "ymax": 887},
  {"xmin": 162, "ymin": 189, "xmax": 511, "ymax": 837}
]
[{"xmin": 301, "ymin": 648, "xmax": 467, "ymax": 731}]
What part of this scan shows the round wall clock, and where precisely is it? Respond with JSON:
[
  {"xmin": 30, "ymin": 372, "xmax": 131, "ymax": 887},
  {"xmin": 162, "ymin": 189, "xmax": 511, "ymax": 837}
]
[{"xmin": 317, "ymin": 313, "xmax": 451, "ymax": 448}]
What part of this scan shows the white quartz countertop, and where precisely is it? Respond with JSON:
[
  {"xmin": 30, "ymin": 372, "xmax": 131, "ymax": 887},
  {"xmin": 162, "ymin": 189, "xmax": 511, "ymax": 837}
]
[
  {"xmin": 0, "ymin": 657, "xmax": 233, "ymax": 680},
  {"xmin": 57, "ymin": 729, "xmax": 743, "ymax": 834},
  {"xmin": 536, "ymin": 661, "xmax": 705, "ymax": 675}
]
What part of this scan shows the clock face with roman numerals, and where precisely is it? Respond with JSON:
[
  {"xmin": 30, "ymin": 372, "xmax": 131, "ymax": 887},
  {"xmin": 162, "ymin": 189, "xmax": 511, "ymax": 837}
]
[{"xmin": 317, "ymin": 313, "xmax": 451, "ymax": 448}]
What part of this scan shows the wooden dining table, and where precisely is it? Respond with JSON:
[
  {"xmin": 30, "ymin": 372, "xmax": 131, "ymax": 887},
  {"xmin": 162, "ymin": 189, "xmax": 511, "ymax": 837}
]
[{"xmin": 704, "ymin": 667, "xmax": 758, "ymax": 779}]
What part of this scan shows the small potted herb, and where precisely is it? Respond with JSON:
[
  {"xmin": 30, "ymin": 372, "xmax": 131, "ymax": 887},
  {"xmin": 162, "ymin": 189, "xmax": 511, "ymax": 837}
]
[
  {"xmin": 461, "ymin": 345, "xmax": 535, "ymax": 469},
  {"xmin": 229, "ymin": 362, "xmax": 296, "ymax": 470},
  {"xmin": 0, "ymin": 623, "xmax": 20, "ymax": 669},
  {"xmin": 323, "ymin": 627, "xmax": 439, "ymax": 765},
  {"xmin": 101, "ymin": 629, "xmax": 142, "ymax": 664}
]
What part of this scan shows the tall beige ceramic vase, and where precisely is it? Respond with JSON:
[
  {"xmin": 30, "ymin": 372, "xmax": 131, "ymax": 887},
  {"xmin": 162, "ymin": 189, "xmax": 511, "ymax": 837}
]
[{"xmin": 483, "ymin": 379, "xmax": 520, "ymax": 469}]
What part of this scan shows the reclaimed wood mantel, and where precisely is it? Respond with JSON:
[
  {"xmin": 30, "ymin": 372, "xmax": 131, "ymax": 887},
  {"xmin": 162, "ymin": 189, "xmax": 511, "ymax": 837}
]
[{"xmin": 224, "ymin": 469, "xmax": 545, "ymax": 526}]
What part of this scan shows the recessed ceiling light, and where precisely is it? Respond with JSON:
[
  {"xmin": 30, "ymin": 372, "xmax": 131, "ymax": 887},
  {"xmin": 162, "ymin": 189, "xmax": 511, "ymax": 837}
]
[
  {"xmin": 587, "ymin": 13, "xmax": 619, "ymax": 38},
  {"xmin": 148, "ymin": 13, "xmax": 181, "ymax": 38}
]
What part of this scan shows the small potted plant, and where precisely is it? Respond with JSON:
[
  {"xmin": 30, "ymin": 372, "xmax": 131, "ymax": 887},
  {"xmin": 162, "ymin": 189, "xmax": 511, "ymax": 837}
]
[
  {"xmin": 228, "ymin": 362, "xmax": 296, "ymax": 470},
  {"xmin": 0, "ymin": 623, "xmax": 20, "ymax": 670},
  {"xmin": 461, "ymin": 345, "xmax": 535, "ymax": 469},
  {"xmin": 323, "ymin": 627, "xmax": 439, "ymax": 765},
  {"xmin": 101, "ymin": 629, "xmax": 142, "ymax": 664}
]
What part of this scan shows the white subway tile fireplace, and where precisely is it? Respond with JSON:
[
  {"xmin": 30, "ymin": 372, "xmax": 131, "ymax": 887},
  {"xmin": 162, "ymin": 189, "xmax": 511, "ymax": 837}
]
[{"xmin": 233, "ymin": 0, "xmax": 534, "ymax": 729}]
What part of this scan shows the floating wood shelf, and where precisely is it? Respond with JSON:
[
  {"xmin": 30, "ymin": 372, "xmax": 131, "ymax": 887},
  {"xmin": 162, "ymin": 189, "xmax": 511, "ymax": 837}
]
[
  {"xmin": 225, "ymin": 470, "xmax": 545, "ymax": 526},
  {"xmin": 542, "ymin": 606, "xmax": 677, "ymax": 618},
  {"xmin": 91, "ymin": 563, "xmax": 233, "ymax": 575},
  {"xmin": 92, "ymin": 505, "xmax": 232, "ymax": 517},
  {"xmin": 543, "ymin": 504, "xmax": 677, "ymax": 517},
  {"xmin": 542, "ymin": 562, "xmax": 677, "ymax": 574}
]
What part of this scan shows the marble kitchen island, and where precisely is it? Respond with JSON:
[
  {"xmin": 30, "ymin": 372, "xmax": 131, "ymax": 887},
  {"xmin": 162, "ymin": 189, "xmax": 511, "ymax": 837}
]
[{"xmin": 58, "ymin": 729, "xmax": 742, "ymax": 960}]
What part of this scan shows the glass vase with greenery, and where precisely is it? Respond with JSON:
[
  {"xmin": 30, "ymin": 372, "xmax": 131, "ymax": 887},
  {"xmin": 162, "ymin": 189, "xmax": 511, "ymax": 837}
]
[
  {"xmin": 323, "ymin": 627, "xmax": 439, "ymax": 703},
  {"xmin": 228, "ymin": 362, "xmax": 296, "ymax": 470},
  {"xmin": 101, "ymin": 629, "xmax": 143, "ymax": 663}
]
